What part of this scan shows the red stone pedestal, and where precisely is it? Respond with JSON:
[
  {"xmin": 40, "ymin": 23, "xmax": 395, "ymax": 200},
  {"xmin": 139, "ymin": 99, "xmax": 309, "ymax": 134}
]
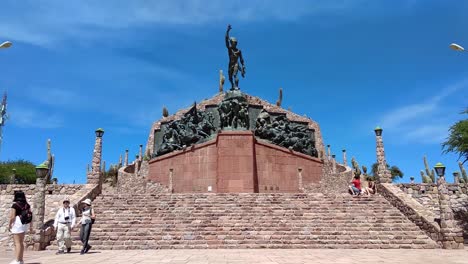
[{"xmin": 148, "ymin": 131, "xmax": 323, "ymax": 193}]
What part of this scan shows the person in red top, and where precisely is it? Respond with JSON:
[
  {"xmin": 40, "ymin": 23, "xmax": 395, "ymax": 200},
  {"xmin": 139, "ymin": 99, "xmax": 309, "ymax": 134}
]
[{"xmin": 349, "ymin": 175, "xmax": 362, "ymax": 196}]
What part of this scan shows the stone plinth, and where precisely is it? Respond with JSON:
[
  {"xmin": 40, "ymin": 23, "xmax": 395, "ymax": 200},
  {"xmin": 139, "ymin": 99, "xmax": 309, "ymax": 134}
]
[
  {"xmin": 217, "ymin": 131, "xmax": 256, "ymax": 193},
  {"xmin": 148, "ymin": 131, "xmax": 323, "ymax": 193}
]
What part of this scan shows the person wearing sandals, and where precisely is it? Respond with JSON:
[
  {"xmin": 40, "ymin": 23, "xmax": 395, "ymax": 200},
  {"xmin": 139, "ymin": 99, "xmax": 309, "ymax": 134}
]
[
  {"xmin": 9, "ymin": 191, "xmax": 33, "ymax": 264},
  {"xmin": 80, "ymin": 198, "xmax": 96, "ymax": 255}
]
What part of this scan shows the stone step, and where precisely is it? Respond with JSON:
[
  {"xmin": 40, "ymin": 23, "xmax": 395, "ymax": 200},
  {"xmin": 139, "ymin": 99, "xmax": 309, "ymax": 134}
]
[{"xmin": 46, "ymin": 193, "xmax": 439, "ymax": 250}]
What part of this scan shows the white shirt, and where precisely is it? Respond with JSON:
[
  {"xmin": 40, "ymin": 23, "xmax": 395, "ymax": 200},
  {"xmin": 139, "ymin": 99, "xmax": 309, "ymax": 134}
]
[
  {"xmin": 80, "ymin": 207, "xmax": 94, "ymax": 224},
  {"xmin": 54, "ymin": 206, "xmax": 76, "ymax": 229}
]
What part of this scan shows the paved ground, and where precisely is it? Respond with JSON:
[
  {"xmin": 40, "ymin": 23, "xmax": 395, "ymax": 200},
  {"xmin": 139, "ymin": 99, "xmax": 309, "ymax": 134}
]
[{"xmin": 1, "ymin": 249, "xmax": 467, "ymax": 264}]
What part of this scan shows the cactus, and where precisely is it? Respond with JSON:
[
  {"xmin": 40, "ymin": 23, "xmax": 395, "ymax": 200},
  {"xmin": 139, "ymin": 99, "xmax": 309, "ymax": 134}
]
[
  {"xmin": 362, "ymin": 165, "xmax": 368, "ymax": 175},
  {"xmin": 219, "ymin": 69, "xmax": 225, "ymax": 93},
  {"xmin": 421, "ymin": 155, "xmax": 435, "ymax": 183},
  {"xmin": 351, "ymin": 157, "xmax": 361, "ymax": 177},
  {"xmin": 276, "ymin": 87, "xmax": 283, "ymax": 107},
  {"xmin": 459, "ymin": 161, "xmax": 468, "ymax": 183},
  {"xmin": 162, "ymin": 106, "xmax": 169, "ymax": 117},
  {"xmin": 420, "ymin": 170, "xmax": 432, "ymax": 183}
]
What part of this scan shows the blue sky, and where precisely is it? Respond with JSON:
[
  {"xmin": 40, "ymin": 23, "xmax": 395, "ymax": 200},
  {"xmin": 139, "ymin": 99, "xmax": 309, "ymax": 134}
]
[{"xmin": 0, "ymin": 1, "xmax": 467, "ymax": 184}]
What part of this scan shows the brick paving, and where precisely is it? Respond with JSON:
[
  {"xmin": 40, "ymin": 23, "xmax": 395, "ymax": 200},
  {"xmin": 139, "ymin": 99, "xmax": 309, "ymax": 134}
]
[{"xmin": 1, "ymin": 249, "xmax": 467, "ymax": 264}]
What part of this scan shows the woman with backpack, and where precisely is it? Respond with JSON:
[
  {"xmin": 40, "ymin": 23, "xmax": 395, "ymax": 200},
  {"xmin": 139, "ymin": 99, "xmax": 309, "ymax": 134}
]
[{"xmin": 9, "ymin": 190, "xmax": 33, "ymax": 264}]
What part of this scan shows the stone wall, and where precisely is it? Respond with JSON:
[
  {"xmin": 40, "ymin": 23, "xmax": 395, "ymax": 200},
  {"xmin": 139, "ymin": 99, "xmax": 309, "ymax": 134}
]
[
  {"xmin": 317, "ymin": 158, "xmax": 353, "ymax": 194},
  {"xmin": 0, "ymin": 184, "xmax": 84, "ymax": 195},
  {"xmin": 117, "ymin": 166, "xmax": 168, "ymax": 194},
  {"xmin": 0, "ymin": 184, "xmax": 100, "ymax": 251},
  {"xmin": 397, "ymin": 183, "xmax": 468, "ymax": 243},
  {"xmin": 255, "ymin": 141, "xmax": 322, "ymax": 193},
  {"xmin": 378, "ymin": 183, "xmax": 442, "ymax": 246}
]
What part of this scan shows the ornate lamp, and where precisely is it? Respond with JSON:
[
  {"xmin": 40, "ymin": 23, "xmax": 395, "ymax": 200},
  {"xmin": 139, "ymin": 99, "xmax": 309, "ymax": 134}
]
[
  {"xmin": 450, "ymin": 43, "xmax": 465, "ymax": 51},
  {"xmin": 95, "ymin": 128, "xmax": 105, "ymax": 138},
  {"xmin": 434, "ymin": 162, "xmax": 446, "ymax": 178},
  {"xmin": 0, "ymin": 41, "xmax": 12, "ymax": 49},
  {"xmin": 374, "ymin": 126, "xmax": 383, "ymax": 136},
  {"xmin": 35, "ymin": 163, "xmax": 49, "ymax": 178}
]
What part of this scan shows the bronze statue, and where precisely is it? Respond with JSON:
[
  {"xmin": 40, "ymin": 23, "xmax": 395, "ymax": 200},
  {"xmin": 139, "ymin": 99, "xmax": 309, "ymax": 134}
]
[{"xmin": 226, "ymin": 24, "xmax": 246, "ymax": 90}]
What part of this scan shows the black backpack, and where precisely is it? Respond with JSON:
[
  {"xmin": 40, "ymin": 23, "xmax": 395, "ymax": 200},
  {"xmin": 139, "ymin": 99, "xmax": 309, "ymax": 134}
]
[{"xmin": 17, "ymin": 202, "xmax": 33, "ymax": 224}]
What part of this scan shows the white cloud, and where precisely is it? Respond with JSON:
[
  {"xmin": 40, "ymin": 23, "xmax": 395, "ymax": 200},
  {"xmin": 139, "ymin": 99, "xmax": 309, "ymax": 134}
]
[
  {"xmin": 0, "ymin": 0, "xmax": 369, "ymax": 47},
  {"xmin": 9, "ymin": 107, "xmax": 64, "ymax": 129},
  {"xmin": 380, "ymin": 78, "xmax": 468, "ymax": 144}
]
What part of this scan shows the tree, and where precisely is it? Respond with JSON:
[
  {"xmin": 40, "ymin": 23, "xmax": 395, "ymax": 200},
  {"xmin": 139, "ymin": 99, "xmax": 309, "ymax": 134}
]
[
  {"xmin": 442, "ymin": 108, "xmax": 468, "ymax": 164},
  {"xmin": 371, "ymin": 162, "xmax": 404, "ymax": 182},
  {"xmin": 0, "ymin": 159, "xmax": 37, "ymax": 184}
]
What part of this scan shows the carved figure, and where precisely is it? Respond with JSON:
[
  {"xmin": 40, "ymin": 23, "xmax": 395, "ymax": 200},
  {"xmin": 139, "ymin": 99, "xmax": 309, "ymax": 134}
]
[
  {"xmin": 218, "ymin": 95, "xmax": 249, "ymax": 130},
  {"xmin": 254, "ymin": 110, "xmax": 318, "ymax": 157},
  {"xmin": 155, "ymin": 104, "xmax": 217, "ymax": 156}
]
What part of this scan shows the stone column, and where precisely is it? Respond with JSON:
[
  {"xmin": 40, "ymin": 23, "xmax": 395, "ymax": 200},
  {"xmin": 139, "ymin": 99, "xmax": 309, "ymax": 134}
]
[
  {"xmin": 453, "ymin": 172, "xmax": 460, "ymax": 184},
  {"xmin": 327, "ymin": 145, "xmax": 331, "ymax": 159},
  {"xmin": 437, "ymin": 175, "xmax": 464, "ymax": 249},
  {"xmin": 139, "ymin": 144, "xmax": 143, "ymax": 161},
  {"xmin": 135, "ymin": 155, "xmax": 140, "ymax": 176},
  {"xmin": 331, "ymin": 154, "xmax": 336, "ymax": 173},
  {"xmin": 87, "ymin": 128, "xmax": 104, "ymax": 185},
  {"xmin": 118, "ymin": 154, "xmax": 122, "ymax": 168},
  {"xmin": 32, "ymin": 163, "xmax": 48, "ymax": 250},
  {"xmin": 374, "ymin": 127, "xmax": 391, "ymax": 184},
  {"xmin": 297, "ymin": 168, "xmax": 303, "ymax": 192},
  {"xmin": 342, "ymin": 149, "xmax": 347, "ymax": 166},
  {"xmin": 124, "ymin": 149, "xmax": 129, "ymax": 166}
]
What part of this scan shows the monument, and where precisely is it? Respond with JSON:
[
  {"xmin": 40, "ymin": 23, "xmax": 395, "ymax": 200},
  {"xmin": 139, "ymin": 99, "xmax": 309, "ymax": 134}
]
[{"xmin": 144, "ymin": 25, "xmax": 324, "ymax": 193}]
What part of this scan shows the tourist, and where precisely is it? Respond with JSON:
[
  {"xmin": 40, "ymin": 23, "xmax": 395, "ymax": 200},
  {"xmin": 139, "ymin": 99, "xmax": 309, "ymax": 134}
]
[
  {"xmin": 53, "ymin": 198, "xmax": 76, "ymax": 254},
  {"xmin": 9, "ymin": 191, "xmax": 33, "ymax": 264},
  {"xmin": 348, "ymin": 175, "xmax": 362, "ymax": 196},
  {"xmin": 80, "ymin": 198, "xmax": 96, "ymax": 255},
  {"xmin": 364, "ymin": 178, "xmax": 377, "ymax": 196}
]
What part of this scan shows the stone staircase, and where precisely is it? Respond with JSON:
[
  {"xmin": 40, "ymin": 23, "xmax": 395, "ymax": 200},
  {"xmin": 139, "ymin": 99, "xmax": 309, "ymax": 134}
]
[{"xmin": 47, "ymin": 193, "xmax": 438, "ymax": 250}]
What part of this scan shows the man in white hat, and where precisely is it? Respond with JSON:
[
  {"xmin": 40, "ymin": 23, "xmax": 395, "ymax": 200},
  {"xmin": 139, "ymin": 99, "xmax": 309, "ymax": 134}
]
[
  {"xmin": 53, "ymin": 198, "xmax": 76, "ymax": 254},
  {"xmin": 79, "ymin": 198, "xmax": 95, "ymax": 254}
]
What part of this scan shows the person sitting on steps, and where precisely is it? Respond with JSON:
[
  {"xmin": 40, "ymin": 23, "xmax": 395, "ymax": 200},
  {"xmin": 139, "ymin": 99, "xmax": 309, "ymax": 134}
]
[
  {"xmin": 348, "ymin": 175, "xmax": 362, "ymax": 196},
  {"xmin": 364, "ymin": 178, "xmax": 377, "ymax": 196}
]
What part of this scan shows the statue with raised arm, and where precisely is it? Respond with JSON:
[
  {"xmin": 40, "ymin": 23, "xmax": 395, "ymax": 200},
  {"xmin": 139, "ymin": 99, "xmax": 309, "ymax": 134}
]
[{"xmin": 225, "ymin": 24, "xmax": 246, "ymax": 90}]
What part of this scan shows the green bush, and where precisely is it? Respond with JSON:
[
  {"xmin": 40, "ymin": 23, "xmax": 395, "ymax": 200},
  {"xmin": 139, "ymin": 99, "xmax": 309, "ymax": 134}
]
[{"xmin": 0, "ymin": 159, "xmax": 37, "ymax": 184}]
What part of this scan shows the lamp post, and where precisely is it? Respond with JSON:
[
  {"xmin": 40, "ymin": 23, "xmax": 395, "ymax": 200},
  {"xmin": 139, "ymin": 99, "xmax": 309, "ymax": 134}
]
[
  {"xmin": 88, "ymin": 128, "xmax": 104, "ymax": 185},
  {"xmin": 0, "ymin": 41, "xmax": 12, "ymax": 49},
  {"xmin": 434, "ymin": 162, "xmax": 464, "ymax": 249},
  {"xmin": 374, "ymin": 126, "xmax": 391, "ymax": 184},
  {"xmin": 342, "ymin": 149, "xmax": 347, "ymax": 166},
  {"xmin": 449, "ymin": 43, "xmax": 465, "ymax": 52}
]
